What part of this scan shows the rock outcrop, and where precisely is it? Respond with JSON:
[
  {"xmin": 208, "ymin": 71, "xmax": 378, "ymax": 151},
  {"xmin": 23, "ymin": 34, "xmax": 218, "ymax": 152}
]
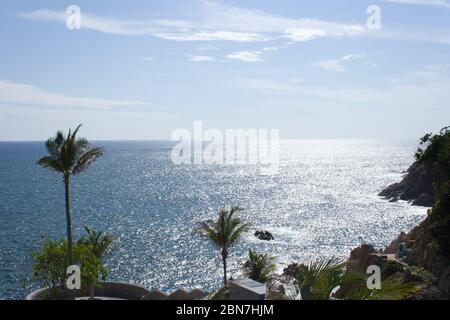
[
  {"xmin": 384, "ymin": 219, "xmax": 449, "ymax": 296},
  {"xmin": 379, "ymin": 161, "xmax": 447, "ymax": 207},
  {"xmin": 336, "ymin": 241, "xmax": 448, "ymax": 300},
  {"xmin": 255, "ymin": 230, "xmax": 274, "ymax": 241}
]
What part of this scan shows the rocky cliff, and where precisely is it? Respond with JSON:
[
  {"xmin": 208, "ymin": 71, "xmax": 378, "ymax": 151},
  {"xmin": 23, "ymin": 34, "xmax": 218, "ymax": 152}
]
[
  {"xmin": 383, "ymin": 219, "xmax": 450, "ymax": 297},
  {"xmin": 379, "ymin": 161, "xmax": 447, "ymax": 207}
]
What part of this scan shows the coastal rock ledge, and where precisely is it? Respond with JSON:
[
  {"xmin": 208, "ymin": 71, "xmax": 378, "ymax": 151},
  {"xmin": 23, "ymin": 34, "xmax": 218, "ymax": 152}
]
[{"xmin": 379, "ymin": 161, "xmax": 447, "ymax": 207}]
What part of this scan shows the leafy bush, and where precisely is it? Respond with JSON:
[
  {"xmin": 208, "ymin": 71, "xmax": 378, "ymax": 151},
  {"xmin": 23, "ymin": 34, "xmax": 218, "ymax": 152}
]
[
  {"xmin": 31, "ymin": 238, "xmax": 109, "ymax": 299},
  {"xmin": 415, "ymin": 126, "xmax": 450, "ymax": 173}
]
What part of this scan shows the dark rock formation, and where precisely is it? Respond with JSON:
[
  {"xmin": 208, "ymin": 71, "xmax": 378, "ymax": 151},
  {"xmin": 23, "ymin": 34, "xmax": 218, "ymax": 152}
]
[
  {"xmin": 379, "ymin": 161, "xmax": 447, "ymax": 207},
  {"xmin": 345, "ymin": 244, "xmax": 379, "ymax": 274},
  {"xmin": 336, "ymin": 240, "xmax": 448, "ymax": 299},
  {"xmin": 384, "ymin": 219, "xmax": 449, "ymax": 296},
  {"xmin": 255, "ymin": 230, "xmax": 274, "ymax": 241}
]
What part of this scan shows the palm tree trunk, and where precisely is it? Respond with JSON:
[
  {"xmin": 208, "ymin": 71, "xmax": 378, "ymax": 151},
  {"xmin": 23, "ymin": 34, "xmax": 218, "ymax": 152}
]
[
  {"xmin": 64, "ymin": 174, "xmax": 74, "ymax": 266},
  {"xmin": 222, "ymin": 249, "xmax": 228, "ymax": 286},
  {"xmin": 89, "ymin": 286, "xmax": 95, "ymax": 300}
]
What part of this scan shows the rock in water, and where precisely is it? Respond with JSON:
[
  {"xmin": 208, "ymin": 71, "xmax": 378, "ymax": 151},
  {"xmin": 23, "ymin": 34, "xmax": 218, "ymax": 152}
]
[
  {"xmin": 379, "ymin": 161, "xmax": 447, "ymax": 207},
  {"xmin": 254, "ymin": 230, "xmax": 274, "ymax": 241}
]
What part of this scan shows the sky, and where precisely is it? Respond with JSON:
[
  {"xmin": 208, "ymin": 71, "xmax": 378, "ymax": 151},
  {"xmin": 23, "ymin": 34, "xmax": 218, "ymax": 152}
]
[{"xmin": 0, "ymin": 0, "xmax": 449, "ymax": 140}]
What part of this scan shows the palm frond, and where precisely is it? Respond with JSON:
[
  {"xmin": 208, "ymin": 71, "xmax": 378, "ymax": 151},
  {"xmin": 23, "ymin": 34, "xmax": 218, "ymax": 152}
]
[
  {"xmin": 36, "ymin": 156, "xmax": 64, "ymax": 173},
  {"xmin": 195, "ymin": 207, "xmax": 249, "ymax": 252},
  {"xmin": 366, "ymin": 279, "xmax": 419, "ymax": 300},
  {"xmin": 228, "ymin": 222, "xmax": 250, "ymax": 245},
  {"xmin": 72, "ymin": 147, "xmax": 104, "ymax": 175}
]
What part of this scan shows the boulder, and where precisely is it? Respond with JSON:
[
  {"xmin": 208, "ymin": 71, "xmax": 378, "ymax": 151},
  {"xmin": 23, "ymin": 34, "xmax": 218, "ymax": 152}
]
[{"xmin": 254, "ymin": 230, "xmax": 274, "ymax": 241}]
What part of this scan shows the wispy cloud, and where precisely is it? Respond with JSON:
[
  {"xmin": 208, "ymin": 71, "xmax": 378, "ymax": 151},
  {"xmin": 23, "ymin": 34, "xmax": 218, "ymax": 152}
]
[
  {"xmin": 189, "ymin": 55, "xmax": 215, "ymax": 62},
  {"xmin": 315, "ymin": 53, "xmax": 367, "ymax": 72},
  {"xmin": 226, "ymin": 51, "xmax": 264, "ymax": 62},
  {"xmin": 140, "ymin": 57, "xmax": 154, "ymax": 62},
  {"xmin": 154, "ymin": 31, "xmax": 268, "ymax": 42},
  {"xmin": 386, "ymin": 0, "xmax": 450, "ymax": 9},
  {"xmin": 0, "ymin": 80, "xmax": 149, "ymax": 109},
  {"xmin": 18, "ymin": 1, "xmax": 450, "ymax": 46},
  {"xmin": 19, "ymin": 9, "xmax": 159, "ymax": 36},
  {"xmin": 18, "ymin": 1, "xmax": 365, "ymax": 43}
]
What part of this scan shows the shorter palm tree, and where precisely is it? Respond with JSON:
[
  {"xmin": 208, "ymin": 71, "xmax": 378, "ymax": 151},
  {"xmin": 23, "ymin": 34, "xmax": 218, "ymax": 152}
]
[
  {"xmin": 195, "ymin": 206, "xmax": 250, "ymax": 286},
  {"xmin": 243, "ymin": 250, "xmax": 276, "ymax": 284},
  {"xmin": 285, "ymin": 258, "xmax": 419, "ymax": 300},
  {"xmin": 78, "ymin": 227, "xmax": 116, "ymax": 261},
  {"xmin": 78, "ymin": 227, "xmax": 116, "ymax": 299}
]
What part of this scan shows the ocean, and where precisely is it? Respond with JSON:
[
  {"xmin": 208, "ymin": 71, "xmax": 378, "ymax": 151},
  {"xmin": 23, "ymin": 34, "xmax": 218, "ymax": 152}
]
[{"xmin": 0, "ymin": 140, "xmax": 427, "ymax": 299}]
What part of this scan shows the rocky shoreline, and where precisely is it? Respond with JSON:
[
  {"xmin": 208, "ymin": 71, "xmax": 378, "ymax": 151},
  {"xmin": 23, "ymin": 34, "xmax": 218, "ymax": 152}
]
[{"xmin": 378, "ymin": 161, "xmax": 448, "ymax": 207}]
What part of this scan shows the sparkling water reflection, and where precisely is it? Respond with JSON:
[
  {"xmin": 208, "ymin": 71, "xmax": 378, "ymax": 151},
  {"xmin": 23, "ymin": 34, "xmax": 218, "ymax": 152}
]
[{"xmin": 0, "ymin": 140, "xmax": 427, "ymax": 299}]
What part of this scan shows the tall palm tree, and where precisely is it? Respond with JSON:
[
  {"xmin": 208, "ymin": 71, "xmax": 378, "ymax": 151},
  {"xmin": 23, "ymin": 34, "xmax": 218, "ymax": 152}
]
[
  {"xmin": 195, "ymin": 206, "xmax": 250, "ymax": 286},
  {"xmin": 37, "ymin": 125, "xmax": 104, "ymax": 265}
]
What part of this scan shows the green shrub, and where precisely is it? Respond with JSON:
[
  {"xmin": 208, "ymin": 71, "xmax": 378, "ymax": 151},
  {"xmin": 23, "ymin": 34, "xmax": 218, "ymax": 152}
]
[{"xmin": 31, "ymin": 238, "xmax": 109, "ymax": 299}]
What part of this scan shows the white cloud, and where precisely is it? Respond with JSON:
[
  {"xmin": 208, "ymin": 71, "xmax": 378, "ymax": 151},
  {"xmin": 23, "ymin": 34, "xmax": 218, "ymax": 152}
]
[
  {"xmin": 154, "ymin": 31, "xmax": 268, "ymax": 42},
  {"xmin": 19, "ymin": 9, "xmax": 159, "ymax": 36},
  {"xmin": 140, "ymin": 57, "xmax": 154, "ymax": 62},
  {"xmin": 189, "ymin": 55, "xmax": 215, "ymax": 62},
  {"xmin": 316, "ymin": 60, "xmax": 346, "ymax": 73},
  {"xmin": 386, "ymin": 0, "xmax": 450, "ymax": 9},
  {"xmin": 19, "ymin": 1, "xmax": 365, "ymax": 43},
  {"xmin": 341, "ymin": 53, "xmax": 367, "ymax": 60},
  {"xmin": 18, "ymin": 1, "xmax": 450, "ymax": 46},
  {"xmin": 0, "ymin": 80, "xmax": 149, "ymax": 109},
  {"xmin": 226, "ymin": 51, "xmax": 264, "ymax": 62},
  {"xmin": 315, "ymin": 53, "xmax": 367, "ymax": 72}
]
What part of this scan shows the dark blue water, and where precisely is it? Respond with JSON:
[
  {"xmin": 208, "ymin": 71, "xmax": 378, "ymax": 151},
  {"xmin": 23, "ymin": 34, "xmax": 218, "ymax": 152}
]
[{"xmin": 0, "ymin": 140, "xmax": 427, "ymax": 299}]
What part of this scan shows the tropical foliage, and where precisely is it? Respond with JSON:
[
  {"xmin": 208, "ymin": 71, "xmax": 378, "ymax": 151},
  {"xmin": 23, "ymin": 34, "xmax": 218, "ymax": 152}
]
[
  {"xmin": 415, "ymin": 126, "xmax": 450, "ymax": 173},
  {"xmin": 78, "ymin": 227, "xmax": 116, "ymax": 262},
  {"xmin": 31, "ymin": 238, "xmax": 109, "ymax": 300},
  {"xmin": 285, "ymin": 258, "xmax": 419, "ymax": 300},
  {"xmin": 243, "ymin": 250, "xmax": 276, "ymax": 284},
  {"xmin": 427, "ymin": 181, "xmax": 450, "ymax": 256},
  {"xmin": 195, "ymin": 206, "xmax": 250, "ymax": 286},
  {"xmin": 36, "ymin": 125, "xmax": 104, "ymax": 265}
]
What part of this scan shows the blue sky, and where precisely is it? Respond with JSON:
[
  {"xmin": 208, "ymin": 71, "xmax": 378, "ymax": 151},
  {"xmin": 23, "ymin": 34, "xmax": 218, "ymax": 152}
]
[{"xmin": 0, "ymin": 0, "xmax": 449, "ymax": 140}]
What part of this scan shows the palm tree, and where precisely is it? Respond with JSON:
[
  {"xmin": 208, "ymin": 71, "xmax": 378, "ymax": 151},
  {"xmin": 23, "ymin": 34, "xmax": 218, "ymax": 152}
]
[
  {"xmin": 285, "ymin": 258, "xmax": 419, "ymax": 300},
  {"xmin": 37, "ymin": 125, "xmax": 104, "ymax": 265},
  {"xmin": 78, "ymin": 226, "xmax": 116, "ymax": 261},
  {"xmin": 78, "ymin": 227, "xmax": 115, "ymax": 299},
  {"xmin": 195, "ymin": 206, "xmax": 250, "ymax": 286},
  {"xmin": 243, "ymin": 250, "xmax": 276, "ymax": 284}
]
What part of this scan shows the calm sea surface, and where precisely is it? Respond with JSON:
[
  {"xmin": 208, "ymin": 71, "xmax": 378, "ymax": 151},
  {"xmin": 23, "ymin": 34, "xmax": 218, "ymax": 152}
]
[{"xmin": 0, "ymin": 140, "xmax": 427, "ymax": 299}]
